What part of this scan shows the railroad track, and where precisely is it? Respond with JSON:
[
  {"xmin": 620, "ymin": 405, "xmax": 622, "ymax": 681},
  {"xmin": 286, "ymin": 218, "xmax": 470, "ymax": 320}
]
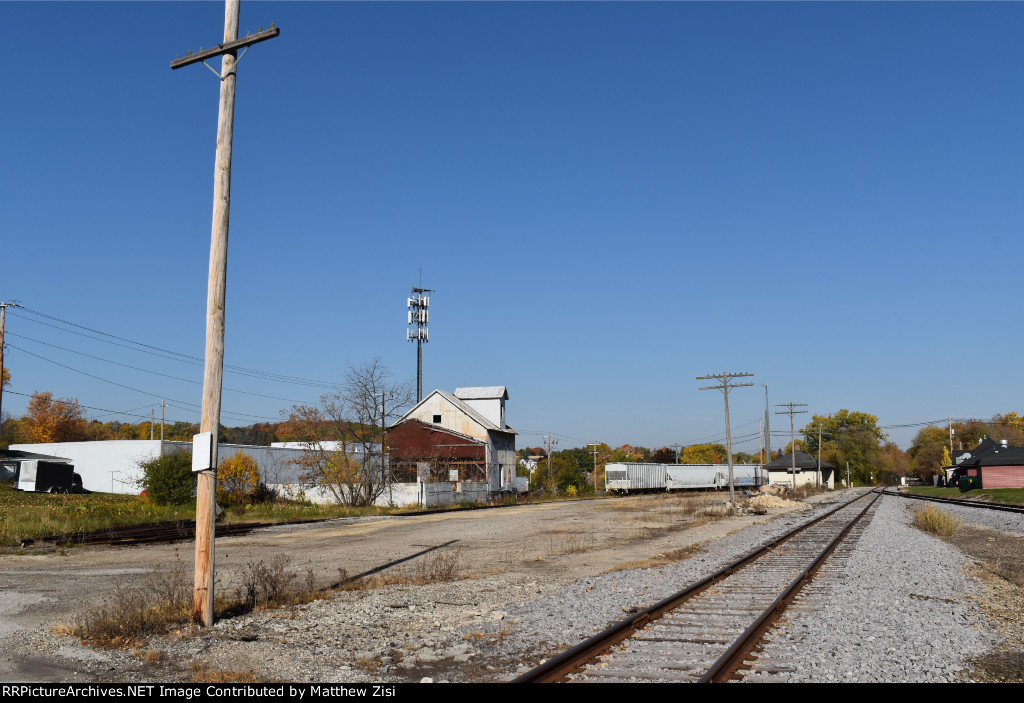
[
  {"xmin": 882, "ymin": 487, "xmax": 1024, "ymax": 515},
  {"xmin": 515, "ymin": 488, "xmax": 883, "ymax": 683},
  {"xmin": 24, "ymin": 518, "xmax": 324, "ymax": 548}
]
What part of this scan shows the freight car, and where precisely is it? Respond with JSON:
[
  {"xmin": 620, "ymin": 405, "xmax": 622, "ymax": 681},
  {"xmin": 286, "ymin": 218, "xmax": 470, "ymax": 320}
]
[{"xmin": 604, "ymin": 462, "xmax": 765, "ymax": 494}]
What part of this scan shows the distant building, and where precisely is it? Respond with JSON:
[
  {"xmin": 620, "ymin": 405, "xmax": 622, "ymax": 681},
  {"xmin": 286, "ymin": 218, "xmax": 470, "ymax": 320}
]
[
  {"xmin": 389, "ymin": 386, "xmax": 517, "ymax": 496},
  {"xmin": 950, "ymin": 438, "xmax": 1024, "ymax": 489},
  {"xmin": 764, "ymin": 450, "xmax": 836, "ymax": 489},
  {"xmin": 8, "ymin": 440, "xmax": 310, "ymax": 494}
]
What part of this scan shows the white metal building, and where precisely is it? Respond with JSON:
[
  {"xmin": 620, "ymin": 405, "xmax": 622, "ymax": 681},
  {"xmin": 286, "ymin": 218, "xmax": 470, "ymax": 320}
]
[{"xmin": 8, "ymin": 440, "xmax": 311, "ymax": 494}]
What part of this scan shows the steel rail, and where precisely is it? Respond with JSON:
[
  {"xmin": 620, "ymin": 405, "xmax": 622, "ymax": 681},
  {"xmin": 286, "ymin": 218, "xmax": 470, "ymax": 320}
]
[
  {"xmin": 27, "ymin": 518, "xmax": 323, "ymax": 548},
  {"xmin": 883, "ymin": 488, "xmax": 1024, "ymax": 515},
  {"xmin": 513, "ymin": 488, "xmax": 877, "ymax": 683},
  {"xmin": 698, "ymin": 489, "xmax": 883, "ymax": 682}
]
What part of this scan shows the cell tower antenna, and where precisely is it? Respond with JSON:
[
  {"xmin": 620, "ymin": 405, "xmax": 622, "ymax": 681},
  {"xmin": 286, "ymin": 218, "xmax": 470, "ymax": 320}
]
[{"xmin": 407, "ymin": 278, "xmax": 435, "ymax": 402}]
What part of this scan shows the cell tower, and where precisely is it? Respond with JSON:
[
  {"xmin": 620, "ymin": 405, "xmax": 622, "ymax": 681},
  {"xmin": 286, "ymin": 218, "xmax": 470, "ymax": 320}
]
[{"xmin": 407, "ymin": 286, "xmax": 433, "ymax": 402}]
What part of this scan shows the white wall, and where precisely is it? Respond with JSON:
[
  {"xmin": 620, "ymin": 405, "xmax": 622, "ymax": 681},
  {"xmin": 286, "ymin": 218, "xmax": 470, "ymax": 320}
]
[
  {"xmin": 9, "ymin": 441, "xmax": 310, "ymax": 494},
  {"xmin": 10, "ymin": 440, "xmax": 162, "ymax": 493}
]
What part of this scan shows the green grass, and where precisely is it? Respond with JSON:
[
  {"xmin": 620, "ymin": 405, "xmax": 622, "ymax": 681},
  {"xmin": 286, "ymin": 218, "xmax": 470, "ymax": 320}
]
[
  {"xmin": 0, "ymin": 483, "xmax": 389, "ymax": 548},
  {"xmin": 905, "ymin": 486, "xmax": 1024, "ymax": 505}
]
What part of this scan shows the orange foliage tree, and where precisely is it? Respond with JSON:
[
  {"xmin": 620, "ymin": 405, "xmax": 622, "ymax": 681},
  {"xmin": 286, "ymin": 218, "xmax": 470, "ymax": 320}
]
[{"xmin": 24, "ymin": 391, "xmax": 88, "ymax": 443}]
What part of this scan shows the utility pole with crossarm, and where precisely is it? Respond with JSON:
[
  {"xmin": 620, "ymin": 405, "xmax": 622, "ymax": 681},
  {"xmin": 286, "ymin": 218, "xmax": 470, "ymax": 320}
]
[
  {"xmin": 775, "ymin": 402, "xmax": 809, "ymax": 490},
  {"xmin": 171, "ymin": 0, "xmax": 279, "ymax": 627},
  {"xmin": 697, "ymin": 372, "xmax": 754, "ymax": 507}
]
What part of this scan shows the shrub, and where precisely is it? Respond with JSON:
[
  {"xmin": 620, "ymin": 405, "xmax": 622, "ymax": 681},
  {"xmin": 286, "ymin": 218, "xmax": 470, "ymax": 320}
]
[
  {"xmin": 217, "ymin": 451, "xmax": 261, "ymax": 506},
  {"xmin": 557, "ymin": 455, "xmax": 590, "ymax": 495},
  {"xmin": 139, "ymin": 450, "xmax": 195, "ymax": 505}
]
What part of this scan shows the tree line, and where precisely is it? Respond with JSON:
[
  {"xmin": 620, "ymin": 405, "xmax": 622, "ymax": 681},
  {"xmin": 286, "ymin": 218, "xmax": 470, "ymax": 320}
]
[
  {"xmin": 519, "ymin": 408, "xmax": 1024, "ymax": 490},
  {"xmin": 0, "ymin": 389, "xmax": 294, "ymax": 449}
]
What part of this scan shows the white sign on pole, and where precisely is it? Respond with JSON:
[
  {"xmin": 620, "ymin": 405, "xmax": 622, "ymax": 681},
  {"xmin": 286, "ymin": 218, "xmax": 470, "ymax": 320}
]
[{"xmin": 192, "ymin": 432, "xmax": 214, "ymax": 472}]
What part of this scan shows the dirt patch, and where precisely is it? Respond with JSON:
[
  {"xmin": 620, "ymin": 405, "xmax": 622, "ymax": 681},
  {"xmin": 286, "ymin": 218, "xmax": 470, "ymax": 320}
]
[
  {"xmin": 608, "ymin": 541, "xmax": 709, "ymax": 572},
  {"xmin": 965, "ymin": 651, "xmax": 1024, "ymax": 684},
  {"xmin": 944, "ymin": 525, "xmax": 1024, "ymax": 683}
]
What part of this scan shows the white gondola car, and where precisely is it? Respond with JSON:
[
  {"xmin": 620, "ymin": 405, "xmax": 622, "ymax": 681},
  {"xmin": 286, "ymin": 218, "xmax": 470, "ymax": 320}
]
[{"xmin": 606, "ymin": 462, "xmax": 765, "ymax": 493}]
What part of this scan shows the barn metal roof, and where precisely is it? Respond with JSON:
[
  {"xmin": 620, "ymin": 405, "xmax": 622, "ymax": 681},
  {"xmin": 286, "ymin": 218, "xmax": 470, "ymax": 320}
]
[{"xmin": 453, "ymin": 386, "xmax": 508, "ymax": 400}]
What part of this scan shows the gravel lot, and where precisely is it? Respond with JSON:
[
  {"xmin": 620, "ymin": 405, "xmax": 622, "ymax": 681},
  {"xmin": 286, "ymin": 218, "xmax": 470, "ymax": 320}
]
[{"xmin": 0, "ymin": 488, "xmax": 1019, "ymax": 683}]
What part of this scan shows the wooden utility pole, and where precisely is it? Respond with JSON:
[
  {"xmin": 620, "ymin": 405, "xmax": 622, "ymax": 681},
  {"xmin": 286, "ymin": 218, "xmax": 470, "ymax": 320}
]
[
  {"xmin": 775, "ymin": 402, "xmax": 808, "ymax": 490},
  {"xmin": 588, "ymin": 442, "xmax": 600, "ymax": 492},
  {"xmin": 697, "ymin": 372, "xmax": 754, "ymax": 507},
  {"xmin": 0, "ymin": 302, "xmax": 20, "ymax": 432},
  {"xmin": 543, "ymin": 434, "xmax": 557, "ymax": 484},
  {"xmin": 817, "ymin": 423, "xmax": 822, "ymax": 488},
  {"xmin": 171, "ymin": 0, "xmax": 279, "ymax": 627},
  {"xmin": 378, "ymin": 391, "xmax": 393, "ymax": 505}
]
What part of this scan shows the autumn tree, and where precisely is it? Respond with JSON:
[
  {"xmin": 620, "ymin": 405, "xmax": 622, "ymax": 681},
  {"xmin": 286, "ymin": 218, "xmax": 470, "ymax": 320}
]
[
  {"xmin": 557, "ymin": 454, "xmax": 590, "ymax": 496},
  {"xmin": 800, "ymin": 410, "xmax": 886, "ymax": 485},
  {"xmin": 284, "ymin": 359, "xmax": 412, "ymax": 506},
  {"xmin": 217, "ymin": 451, "xmax": 262, "ymax": 505},
  {"xmin": 679, "ymin": 443, "xmax": 727, "ymax": 464},
  {"xmin": 649, "ymin": 447, "xmax": 676, "ymax": 464},
  {"xmin": 907, "ymin": 425, "xmax": 947, "ymax": 481},
  {"xmin": 999, "ymin": 412, "xmax": 1024, "ymax": 435},
  {"xmin": 23, "ymin": 391, "xmax": 88, "ymax": 443},
  {"xmin": 876, "ymin": 442, "xmax": 910, "ymax": 485}
]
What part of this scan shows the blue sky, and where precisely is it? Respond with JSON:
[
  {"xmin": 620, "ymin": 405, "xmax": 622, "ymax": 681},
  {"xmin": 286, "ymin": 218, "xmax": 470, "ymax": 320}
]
[{"xmin": 2, "ymin": 1, "xmax": 1021, "ymax": 453}]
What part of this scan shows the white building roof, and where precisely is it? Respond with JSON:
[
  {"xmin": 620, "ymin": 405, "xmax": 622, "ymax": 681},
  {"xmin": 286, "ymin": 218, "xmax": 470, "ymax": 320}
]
[{"xmin": 453, "ymin": 386, "xmax": 508, "ymax": 400}]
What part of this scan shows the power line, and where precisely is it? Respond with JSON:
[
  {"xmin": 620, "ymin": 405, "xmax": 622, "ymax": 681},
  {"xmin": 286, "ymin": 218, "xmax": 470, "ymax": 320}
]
[
  {"xmin": 10, "ymin": 307, "xmax": 341, "ymax": 388},
  {"xmin": 7, "ymin": 345, "xmax": 280, "ymax": 423},
  {"xmin": 7, "ymin": 332, "xmax": 317, "ymax": 405},
  {"xmin": 3, "ymin": 389, "xmax": 191, "ymax": 425}
]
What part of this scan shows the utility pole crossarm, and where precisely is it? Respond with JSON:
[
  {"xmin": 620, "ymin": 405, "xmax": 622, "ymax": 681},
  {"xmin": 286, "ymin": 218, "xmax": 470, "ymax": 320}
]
[{"xmin": 171, "ymin": 25, "xmax": 280, "ymax": 70}]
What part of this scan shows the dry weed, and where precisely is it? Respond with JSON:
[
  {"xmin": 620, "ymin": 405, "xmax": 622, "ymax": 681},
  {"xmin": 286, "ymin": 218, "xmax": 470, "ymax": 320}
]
[
  {"xmin": 912, "ymin": 504, "xmax": 962, "ymax": 538},
  {"xmin": 189, "ymin": 663, "xmax": 266, "ymax": 683},
  {"xmin": 354, "ymin": 658, "xmax": 380, "ymax": 673},
  {"xmin": 67, "ymin": 557, "xmax": 192, "ymax": 645},
  {"xmin": 236, "ymin": 554, "xmax": 296, "ymax": 609}
]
